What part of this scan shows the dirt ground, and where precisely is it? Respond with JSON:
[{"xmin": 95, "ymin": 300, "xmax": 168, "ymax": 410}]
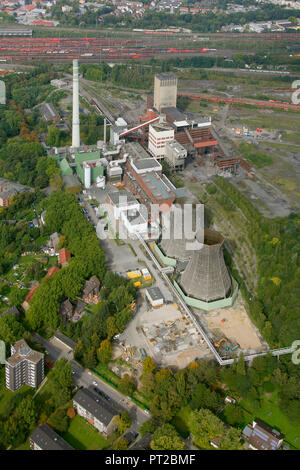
[{"xmin": 206, "ymin": 293, "xmax": 266, "ymax": 352}]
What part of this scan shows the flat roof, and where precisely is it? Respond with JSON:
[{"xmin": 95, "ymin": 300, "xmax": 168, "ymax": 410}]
[
  {"xmin": 125, "ymin": 142, "xmax": 152, "ymax": 160},
  {"xmin": 7, "ymin": 339, "xmax": 43, "ymax": 367},
  {"xmin": 131, "ymin": 157, "xmax": 162, "ymax": 171},
  {"xmin": 155, "ymin": 72, "xmax": 177, "ymax": 81},
  {"xmin": 108, "ymin": 190, "xmax": 138, "ymax": 207},
  {"xmin": 74, "ymin": 150, "xmax": 101, "ymax": 164},
  {"xmin": 30, "ymin": 424, "xmax": 74, "ymax": 450},
  {"xmin": 140, "ymin": 172, "xmax": 175, "ymax": 201},
  {"xmin": 146, "ymin": 286, "xmax": 164, "ymax": 301}
]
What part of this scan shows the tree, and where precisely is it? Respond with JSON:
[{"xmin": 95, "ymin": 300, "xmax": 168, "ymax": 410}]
[
  {"xmin": 114, "ymin": 411, "xmax": 131, "ymax": 435},
  {"xmin": 139, "ymin": 419, "xmax": 156, "ymax": 437},
  {"xmin": 150, "ymin": 424, "xmax": 185, "ymax": 450},
  {"xmin": 118, "ymin": 374, "xmax": 135, "ymax": 396},
  {"xmin": 46, "ymin": 125, "xmax": 61, "ymax": 147},
  {"xmin": 219, "ymin": 427, "xmax": 243, "ymax": 450},
  {"xmin": 50, "ymin": 409, "xmax": 70, "ymax": 433},
  {"xmin": 97, "ymin": 339, "xmax": 112, "ymax": 364},
  {"xmin": 236, "ymin": 353, "xmax": 246, "ymax": 376},
  {"xmin": 113, "ymin": 438, "xmax": 128, "ymax": 450},
  {"xmin": 188, "ymin": 409, "xmax": 224, "ymax": 449},
  {"xmin": 106, "ymin": 316, "xmax": 117, "ymax": 340},
  {"xmin": 51, "ymin": 357, "xmax": 73, "ymax": 406},
  {"xmin": 223, "ymin": 404, "xmax": 245, "ymax": 427},
  {"xmin": 142, "ymin": 357, "xmax": 156, "ymax": 376}
]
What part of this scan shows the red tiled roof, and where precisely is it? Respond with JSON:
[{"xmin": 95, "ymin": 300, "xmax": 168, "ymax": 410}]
[
  {"xmin": 24, "ymin": 285, "xmax": 39, "ymax": 303},
  {"xmin": 45, "ymin": 266, "xmax": 60, "ymax": 279},
  {"xmin": 59, "ymin": 248, "xmax": 71, "ymax": 265}
]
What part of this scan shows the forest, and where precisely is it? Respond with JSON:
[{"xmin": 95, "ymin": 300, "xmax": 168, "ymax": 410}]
[{"xmin": 214, "ymin": 176, "xmax": 300, "ymax": 348}]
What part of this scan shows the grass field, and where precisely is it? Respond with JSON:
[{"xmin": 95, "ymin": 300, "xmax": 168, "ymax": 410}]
[
  {"xmin": 63, "ymin": 415, "xmax": 110, "ymax": 450},
  {"xmin": 0, "ymin": 368, "xmax": 34, "ymax": 417},
  {"xmin": 239, "ymin": 389, "xmax": 300, "ymax": 450}
]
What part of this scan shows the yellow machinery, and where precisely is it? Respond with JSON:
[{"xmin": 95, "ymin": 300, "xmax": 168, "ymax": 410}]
[
  {"xmin": 126, "ymin": 270, "xmax": 142, "ymax": 279},
  {"xmin": 214, "ymin": 338, "xmax": 226, "ymax": 348}
]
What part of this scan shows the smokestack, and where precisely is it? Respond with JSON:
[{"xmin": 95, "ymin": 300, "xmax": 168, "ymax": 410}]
[{"xmin": 72, "ymin": 59, "xmax": 80, "ymax": 148}]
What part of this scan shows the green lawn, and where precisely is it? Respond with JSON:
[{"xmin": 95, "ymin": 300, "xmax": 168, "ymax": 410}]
[
  {"xmin": 0, "ymin": 368, "xmax": 34, "ymax": 417},
  {"xmin": 240, "ymin": 390, "xmax": 300, "ymax": 450},
  {"xmin": 63, "ymin": 415, "xmax": 110, "ymax": 450}
]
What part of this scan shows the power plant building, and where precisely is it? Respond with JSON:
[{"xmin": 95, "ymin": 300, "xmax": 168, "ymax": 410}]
[{"xmin": 154, "ymin": 73, "xmax": 178, "ymax": 112}]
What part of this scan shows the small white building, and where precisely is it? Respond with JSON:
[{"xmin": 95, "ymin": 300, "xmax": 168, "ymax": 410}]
[{"xmin": 145, "ymin": 286, "xmax": 164, "ymax": 308}]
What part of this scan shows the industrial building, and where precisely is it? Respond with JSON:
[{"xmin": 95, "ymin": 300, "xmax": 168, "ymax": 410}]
[
  {"xmin": 148, "ymin": 122, "xmax": 174, "ymax": 159},
  {"xmin": 5, "ymin": 339, "xmax": 44, "ymax": 392},
  {"xmin": 153, "ymin": 72, "xmax": 178, "ymax": 112},
  {"xmin": 165, "ymin": 140, "xmax": 187, "ymax": 171},
  {"xmin": 145, "ymin": 286, "xmax": 164, "ymax": 308},
  {"xmin": 179, "ymin": 230, "xmax": 232, "ymax": 303},
  {"xmin": 39, "ymin": 102, "xmax": 60, "ymax": 122},
  {"xmin": 72, "ymin": 149, "xmax": 106, "ymax": 189}
]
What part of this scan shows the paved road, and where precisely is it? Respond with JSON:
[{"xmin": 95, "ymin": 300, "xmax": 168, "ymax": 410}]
[{"xmin": 33, "ymin": 333, "xmax": 149, "ymax": 431}]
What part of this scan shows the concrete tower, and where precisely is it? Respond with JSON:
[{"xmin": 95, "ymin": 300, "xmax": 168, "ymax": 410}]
[
  {"xmin": 153, "ymin": 72, "xmax": 177, "ymax": 112},
  {"xmin": 72, "ymin": 59, "xmax": 80, "ymax": 148}
]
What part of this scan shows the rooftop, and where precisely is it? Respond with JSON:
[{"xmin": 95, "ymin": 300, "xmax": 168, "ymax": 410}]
[
  {"xmin": 73, "ymin": 388, "xmax": 118, "ymax": 426},
  {"xmin": 108, "ymin": 190, "xmax": 138, "ymax": 207},
  {"xmin": 7, "ymin": 339, "xmax": 44, "ymax": 367},
  {"xmin": 30, "ymin": 424, "xmax": 74, "ymax": 450},
  {"xmin": 156, "ymin": 72, "xmax": 177, "ymax": 81},
  {"xmin": 140, "ymin": 171, "xmax": 175, "ymax": 201},
  {"xmin": 146, "ymin": 286, "xmax": 164, "ymax": 301}
]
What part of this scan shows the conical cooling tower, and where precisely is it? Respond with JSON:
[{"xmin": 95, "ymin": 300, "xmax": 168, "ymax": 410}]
[
  {"xmin": 159, "ymin": 205, "xmax": 197, "ymax": 261},
  {"xmin": 179, "ymin": 229, "xmax": 231, "ymax": 302}
]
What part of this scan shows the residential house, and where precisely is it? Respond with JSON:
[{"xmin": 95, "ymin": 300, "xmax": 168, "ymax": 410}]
[
  {"xmin": 59, "ymin": 299, "xmax": 73, "ymax": 322},
  {"xmin": 242, "ymin": 420, "xmax": 284, "ymax": 450},
  {"xmin": 82, "ymin": 275, "xmax": 100, "ymax": 303},
  {"xmin": 73, "ymin": 388, "xmax": 118, "ymax": 435},
  {"xmin": 58, "ymin": 248, "xmax": 71, "ymax": 267},
  {"xmin": 5, "ymin": 339, "xmax": 44, "ymax": 391},
  {"xmin": 49, "ymin": 232, "xmax": 61, "ymax": 254},
  {"xmin": 22, "ymin": 285, "xmax": 39, "ymax": 311},
  {"xmin": 44, "ymin": 266, "xmax": 60, "ymax": 279},
  {"xmin": 30, "ymin": 424, "xmax": 74, "ymax": 450}
]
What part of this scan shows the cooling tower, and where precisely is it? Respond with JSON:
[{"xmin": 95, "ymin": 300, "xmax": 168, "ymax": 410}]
[
  {"xmin": 179, "ymin": 229, "xmax": 231, "ymax": 303},
  {"xmin": 159, "ymin": 206, "xmax": 196, "ymax": 261}
]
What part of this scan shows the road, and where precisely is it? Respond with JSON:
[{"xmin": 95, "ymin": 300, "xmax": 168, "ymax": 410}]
[{"xmin": 33, "ymin": 333, "xmax": 149, "ymax": 432}]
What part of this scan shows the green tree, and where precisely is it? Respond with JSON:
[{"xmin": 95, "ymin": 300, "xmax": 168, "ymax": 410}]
[
  {"xmin": 118, "ymin": 374, "xmax": 135, "ymax": 396},
  {"xmin": 113, "ymin": 438, "xmax": 128, "ymax": 450},
  {"xmin": 97, "ymin": 339, "xmax": 112, "ymax": 364},
  {"xmin": 188, "ymin": 409, "xmax": 224, "ymax": 449},
  {"xmin": 150, "ymin": 424, "xmax": 185, "ymax": 450},
  {"xmin": 223, "ymin": 404, "xmax": 245, "ymax": 427}
]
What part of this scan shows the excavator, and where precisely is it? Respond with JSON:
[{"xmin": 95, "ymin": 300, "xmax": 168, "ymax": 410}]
[{"xmin": 214, "ymin": 338, "xmax": 226, "ymax": 348}]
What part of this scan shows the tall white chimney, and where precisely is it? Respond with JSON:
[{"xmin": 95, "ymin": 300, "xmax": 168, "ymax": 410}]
[{"xmin": 72, "ymin": 59, "xmax": 80, "ymax": 148}]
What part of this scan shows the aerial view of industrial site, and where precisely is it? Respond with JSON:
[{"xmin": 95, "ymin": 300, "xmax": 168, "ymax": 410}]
[{"xmin": 0, "ymin": 0, "xmax": 299, "ymax": 460}]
